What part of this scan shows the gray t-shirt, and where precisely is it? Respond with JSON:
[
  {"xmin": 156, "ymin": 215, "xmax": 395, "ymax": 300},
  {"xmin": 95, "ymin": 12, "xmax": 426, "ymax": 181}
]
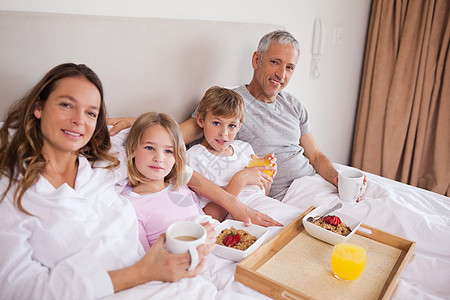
[{"xmin": 192, "ymin": 85, "xmax": 316, "ymax": 199}]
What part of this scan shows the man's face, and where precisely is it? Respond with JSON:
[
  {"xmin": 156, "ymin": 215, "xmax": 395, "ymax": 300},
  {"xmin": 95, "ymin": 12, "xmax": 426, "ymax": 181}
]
[{"xmin": 250, "ymin": 43, "xmax": 298, "ymax": 103}]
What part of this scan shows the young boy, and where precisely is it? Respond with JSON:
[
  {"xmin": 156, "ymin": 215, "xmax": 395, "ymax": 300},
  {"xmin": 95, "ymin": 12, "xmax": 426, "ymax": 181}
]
[{"xmin": 186, "ymin": 86, "xmax": 279, "ymax": 221}]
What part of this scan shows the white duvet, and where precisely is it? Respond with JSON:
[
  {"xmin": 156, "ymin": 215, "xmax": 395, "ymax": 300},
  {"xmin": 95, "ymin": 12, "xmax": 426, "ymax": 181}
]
[{"xmin": 106, "ymin": 154, "xmax": 450, "ymax": 299}]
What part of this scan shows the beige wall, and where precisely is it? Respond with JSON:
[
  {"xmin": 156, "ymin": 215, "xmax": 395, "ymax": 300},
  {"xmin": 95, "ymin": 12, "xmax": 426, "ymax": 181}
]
[{"xmin": 0, "ymin": 0, "xmax": 372, "ymax": 165}]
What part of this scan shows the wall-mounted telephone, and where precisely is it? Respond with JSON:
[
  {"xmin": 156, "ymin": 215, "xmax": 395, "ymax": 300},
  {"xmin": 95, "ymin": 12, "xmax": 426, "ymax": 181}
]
[
  {"xmin": 312, "ymin": 18, "xmax": 324, "ymax": 55},
  {"xmin": 310, "ymin": 18, "xmax": 324, "ymax": 79}
]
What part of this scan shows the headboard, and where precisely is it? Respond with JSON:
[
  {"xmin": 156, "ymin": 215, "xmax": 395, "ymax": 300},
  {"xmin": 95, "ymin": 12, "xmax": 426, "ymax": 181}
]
[{"xmin": 0, "ymin": 11, "xmax": 283, "ymax": 122}]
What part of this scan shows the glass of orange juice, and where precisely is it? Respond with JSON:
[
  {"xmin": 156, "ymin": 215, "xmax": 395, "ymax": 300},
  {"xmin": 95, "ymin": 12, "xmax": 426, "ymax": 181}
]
[
  {"xmin": 331, "ymin": 243, "xmax": 367, "ymax": 281},
  {"xmin": 248, "ymin": 158, "xmax": 274, "ymax": 177}
]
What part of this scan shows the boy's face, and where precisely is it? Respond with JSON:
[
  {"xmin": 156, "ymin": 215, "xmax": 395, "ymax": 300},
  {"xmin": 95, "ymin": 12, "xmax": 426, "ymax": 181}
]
[{"xmin": 197, "ymin": 112, "xmax": 242, "ymax": 153}]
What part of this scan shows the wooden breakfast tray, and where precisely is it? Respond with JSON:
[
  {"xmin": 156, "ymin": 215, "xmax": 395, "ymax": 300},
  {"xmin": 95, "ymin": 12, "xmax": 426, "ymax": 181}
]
[{"xmin": 236, "ymin": 206, "xmax": 415, "ymax": 300}]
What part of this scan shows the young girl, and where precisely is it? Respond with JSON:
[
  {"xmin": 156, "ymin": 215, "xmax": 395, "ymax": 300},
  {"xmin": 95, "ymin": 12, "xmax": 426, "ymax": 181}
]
[{"xmin": 119, "ymin": 112, "xmax": 208, "ymax": 251}]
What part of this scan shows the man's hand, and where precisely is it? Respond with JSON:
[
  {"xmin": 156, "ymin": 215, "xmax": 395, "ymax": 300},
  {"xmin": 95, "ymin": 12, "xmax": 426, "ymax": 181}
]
[
  {"xmin": 229, "ymin": 200, "xmax": 283, "ymax": 227},
  {"xmin": 107, "ymin": 117, "xmax": 137, "ymax": 136},
  {"xmin": 189, "ymin": 171, "xmax": 282, "ymax": 228},
  {"xmin": 301, "ymin": 132, "xmax": 338, "ymax": 187}
]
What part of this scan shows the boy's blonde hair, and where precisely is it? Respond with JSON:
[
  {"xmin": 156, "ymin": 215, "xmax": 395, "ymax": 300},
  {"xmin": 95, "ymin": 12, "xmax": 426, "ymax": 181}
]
[
  {"xmin": 197, "ymin": 86, "xmax": 245, "ymax": 122},
  {"xmin": 126, "ymin": 112, "xmax": 188, "ymax": 190}
]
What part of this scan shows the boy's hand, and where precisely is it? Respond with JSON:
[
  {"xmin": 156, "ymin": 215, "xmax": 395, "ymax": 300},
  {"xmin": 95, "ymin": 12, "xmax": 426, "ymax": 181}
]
[
  {"xmin": 268, "ymin": 155, "xmax": 278, "ymax": 178},
  {"xmin": 251, "ymin": 152, "xmax": 276, "ymax": 162},
  {"xmin": 249, "ymin": 153, "xmax": 278, "ymax": 179},
  {"xmin": 237, "ymin": 167, "xmax": 273, "ymax": 190}
]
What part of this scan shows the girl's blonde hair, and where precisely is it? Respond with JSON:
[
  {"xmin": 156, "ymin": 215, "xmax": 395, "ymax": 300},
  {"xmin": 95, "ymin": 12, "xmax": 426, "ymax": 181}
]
[
  {"xmin": 0, "ymin": 63, "xmax": 119, "ymax": 215},
  {"xmin": 126, "ymin": 112, "xmax": 188, "ymax": 190}
]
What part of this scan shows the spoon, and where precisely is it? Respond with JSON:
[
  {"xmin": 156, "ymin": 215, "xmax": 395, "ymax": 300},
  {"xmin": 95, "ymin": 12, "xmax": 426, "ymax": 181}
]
[{"xmin": 307, "ymin": 202, "xmax": 343, "ymax": 223}]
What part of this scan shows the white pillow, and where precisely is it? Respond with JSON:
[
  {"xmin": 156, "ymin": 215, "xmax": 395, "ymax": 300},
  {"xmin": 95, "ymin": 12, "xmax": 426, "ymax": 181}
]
[{"xmin": 108, "ymin": 126, "xmax": 130, "ymax": 180}]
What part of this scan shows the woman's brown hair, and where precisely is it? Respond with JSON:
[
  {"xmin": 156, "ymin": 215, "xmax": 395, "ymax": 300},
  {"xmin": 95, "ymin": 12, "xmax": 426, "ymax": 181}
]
[{"xmin": 0, "ymin": 63, "xmax": 119, "ymax": 214}]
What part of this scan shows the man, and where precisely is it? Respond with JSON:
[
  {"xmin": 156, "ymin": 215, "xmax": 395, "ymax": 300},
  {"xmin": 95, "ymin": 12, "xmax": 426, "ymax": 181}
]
[
  {"xmin": 179, "ymin": 30, "xmax": 338, "ymax": 200},
  {"xmin": 109, "ymin": 30, "xmax": 337, "ymax": 203}
]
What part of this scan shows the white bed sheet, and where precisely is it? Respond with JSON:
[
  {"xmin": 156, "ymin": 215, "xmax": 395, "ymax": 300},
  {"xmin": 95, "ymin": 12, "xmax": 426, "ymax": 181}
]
[
  {"xmin": 107, "ymin": 162, "xmax": 449, "ymax": 299},
  {"xmin": 281, "ymin": 164, "xmax": 450, "ymax": 300}
]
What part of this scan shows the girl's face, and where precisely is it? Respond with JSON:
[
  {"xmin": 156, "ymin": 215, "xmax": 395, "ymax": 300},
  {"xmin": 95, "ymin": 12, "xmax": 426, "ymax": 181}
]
[
  {"xmin": 33, "ymin": 76, "xmax": 101, "ymax": 157},
  {"xmin": 134, "ymin": 124, "xmax": 176, "ymax": 182}
]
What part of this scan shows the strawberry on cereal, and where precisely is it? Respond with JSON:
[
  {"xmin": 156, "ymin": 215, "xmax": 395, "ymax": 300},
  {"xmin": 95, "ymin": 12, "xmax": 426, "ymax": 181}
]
[{"xmin": 313, "ymin": 215, "xmax": 351, "ymax": 236}]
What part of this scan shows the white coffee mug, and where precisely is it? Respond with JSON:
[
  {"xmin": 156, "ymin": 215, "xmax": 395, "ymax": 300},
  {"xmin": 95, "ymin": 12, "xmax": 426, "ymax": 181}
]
[
  {"xmin": 166, "ymin": 221, "xmax": 207, "ymax": 271},
  {"xmin": 338, "ymin": 169, "xmax": 367, "ymax": 202}
]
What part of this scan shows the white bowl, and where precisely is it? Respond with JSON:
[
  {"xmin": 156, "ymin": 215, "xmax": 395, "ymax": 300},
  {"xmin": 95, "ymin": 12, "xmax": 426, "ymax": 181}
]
[
  {"xmin": 302, "ymin": 206, "xmax": 361, "ymax": 245},
  {"xmin": 213, "ymin": 220, "xmax": 269, "ymax": 261}
]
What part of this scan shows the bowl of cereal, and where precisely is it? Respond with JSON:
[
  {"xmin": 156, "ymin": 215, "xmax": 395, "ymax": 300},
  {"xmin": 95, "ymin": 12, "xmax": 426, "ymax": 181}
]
[
  {"xmin": 302, "ymin": 206, "xmax": 361, "ymax": 245},
  {"xmin": 213, "ymin": 220, "xmax": 269, "ymax": 261}
]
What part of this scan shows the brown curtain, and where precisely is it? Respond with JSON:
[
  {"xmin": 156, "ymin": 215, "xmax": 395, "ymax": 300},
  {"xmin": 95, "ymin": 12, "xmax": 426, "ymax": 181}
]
[{"xmin": 352, "ymin": 0, "xmax": 450, "ymax": 196}]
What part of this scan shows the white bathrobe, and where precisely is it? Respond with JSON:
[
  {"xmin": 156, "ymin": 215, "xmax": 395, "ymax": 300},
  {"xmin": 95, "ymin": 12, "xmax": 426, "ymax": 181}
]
[{"xmin": 0, "ymin": 156, "xmax": 144, "ymax": 300}]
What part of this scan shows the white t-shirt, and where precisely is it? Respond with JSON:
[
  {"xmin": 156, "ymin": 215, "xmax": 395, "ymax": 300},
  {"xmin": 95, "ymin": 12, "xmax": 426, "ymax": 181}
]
[{"xmin": 186, "ymin": 140, "xmax": 265, "ymax": 207}]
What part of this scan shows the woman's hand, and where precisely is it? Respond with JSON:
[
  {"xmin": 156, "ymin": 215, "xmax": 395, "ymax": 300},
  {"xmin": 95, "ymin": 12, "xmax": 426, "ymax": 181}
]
[
  {"xmin": 109, "ymin": 233, "xmax": 208, "ymax": 292},
  {"xmin": 107, "ymin": 117, "xmax": 137, "ymax": 136},
  {"xmin": 200, "ymin": 221, "xmax": 217, "ymax": 254},
  {"xmin": 139, "ymin": 233, "xmax": 205, "ymax": 282}
]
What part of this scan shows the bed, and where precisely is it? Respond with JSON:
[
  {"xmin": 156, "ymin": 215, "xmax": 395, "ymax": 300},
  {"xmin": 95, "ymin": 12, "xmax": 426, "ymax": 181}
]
[
  {"xmin": 109, "ymin": 130, "xmax": 450, "ymax": 299},
  {"xmin": 107, "ymin": 151, "xmax": 450, "ymax": 299},
  {"xmin": 1, "ymin": 11, "xmax": 449, "ymax": 300}
]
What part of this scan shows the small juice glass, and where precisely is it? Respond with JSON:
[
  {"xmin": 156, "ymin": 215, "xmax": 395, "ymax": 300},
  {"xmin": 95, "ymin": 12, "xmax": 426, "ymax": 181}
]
[
  {"xmin": 331, "ymin": 243, "xmax": 367, "ymax": 281},
  {"xmin": 248, "ymin": 158, "xmax": 274, "ymax": 177}
]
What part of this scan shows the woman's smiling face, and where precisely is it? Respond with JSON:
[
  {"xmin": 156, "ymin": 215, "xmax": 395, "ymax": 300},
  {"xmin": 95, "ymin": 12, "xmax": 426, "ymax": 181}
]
[{"xmin": 33, "ymin": 76, "xmax": 101, "ymax": 157}]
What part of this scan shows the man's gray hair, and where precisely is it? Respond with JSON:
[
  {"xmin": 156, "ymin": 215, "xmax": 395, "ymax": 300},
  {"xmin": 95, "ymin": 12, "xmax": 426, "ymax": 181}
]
[{"xmin": 257, "ymin": 30, "xmax": 300, "ymax": 59}]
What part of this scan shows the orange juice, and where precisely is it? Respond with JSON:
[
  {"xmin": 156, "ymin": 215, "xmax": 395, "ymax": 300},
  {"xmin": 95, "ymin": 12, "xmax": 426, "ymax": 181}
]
[
  {"xmin": 248, "ymin": 158, "xmax": 274, "ymax": 177},
  {"xmin": 331, "ymin": 243, "xmax": 367, "ymax": 281}
]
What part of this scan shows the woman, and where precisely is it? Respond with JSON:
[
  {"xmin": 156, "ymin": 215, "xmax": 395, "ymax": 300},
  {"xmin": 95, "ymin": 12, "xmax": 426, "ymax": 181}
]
[{"xmin": 0, "ymin": 63, "xmax": 214, "ymax": 299}]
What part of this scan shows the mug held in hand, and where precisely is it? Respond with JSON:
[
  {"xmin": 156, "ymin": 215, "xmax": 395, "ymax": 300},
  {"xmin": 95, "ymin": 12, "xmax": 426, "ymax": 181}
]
[
  {"xmin": 338, "ymin": 169, "xmax": 367, "ymax": 202},
  {"xmin": 165, "ymin": 221, "xmax": 207, "ymax": 271}
]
